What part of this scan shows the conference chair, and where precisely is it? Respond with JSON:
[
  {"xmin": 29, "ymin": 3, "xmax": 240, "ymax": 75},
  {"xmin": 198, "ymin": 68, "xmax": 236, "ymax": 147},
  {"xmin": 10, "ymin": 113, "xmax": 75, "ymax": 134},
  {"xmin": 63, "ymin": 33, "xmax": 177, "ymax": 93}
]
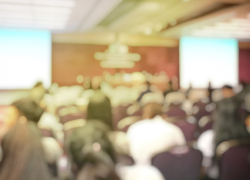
[
  {"xmin": 152, "ymin": 146, "xmax": 203, "ymax": 180},
  {"xmin": 174, "ymin": 118, "xmax": 198, "ymax": 142},
  {"xmin": 166, "ymin": 104, "xmax": 187, "ymax": 119},
  {"xmin": 216, "ymin": 138, "xmax": 250, "ymax": 180}
]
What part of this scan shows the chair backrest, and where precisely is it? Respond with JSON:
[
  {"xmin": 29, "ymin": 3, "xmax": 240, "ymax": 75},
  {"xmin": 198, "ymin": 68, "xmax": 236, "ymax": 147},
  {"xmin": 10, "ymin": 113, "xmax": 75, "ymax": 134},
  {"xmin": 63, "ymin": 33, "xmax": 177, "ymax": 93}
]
[
  {"xmin": 174, "ymin": 119, "xmax": 198, "ymax": 141},
  {"xmin": 216, "ymin": 139, "xmax": 250, "ymax": 180},
  {"xmin": 60, "ymin": 111, "xmax": 86, "ymax": 124},
  {"xmin": 166, "ymin": 104, "xmax": 186, "ymax": 119},
  {"xmin": 152, "ymin": 146, "xmax": 203, "ymax": 180},
  {"xmin": 192, "ymin": 101, "xmax": 212, "ymax": 121}
]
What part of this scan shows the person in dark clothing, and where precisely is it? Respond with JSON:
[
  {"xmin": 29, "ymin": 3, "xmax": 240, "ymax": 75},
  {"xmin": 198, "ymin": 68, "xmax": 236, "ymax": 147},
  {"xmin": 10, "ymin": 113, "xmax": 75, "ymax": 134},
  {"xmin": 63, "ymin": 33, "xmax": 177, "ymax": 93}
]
[
  {"xmin": 68, "ymin": 122, "xmax": 119, "ymax": 180},
  {"xmin": 87, "ymin": 91, "xmax": 113, "ymax": 130}
]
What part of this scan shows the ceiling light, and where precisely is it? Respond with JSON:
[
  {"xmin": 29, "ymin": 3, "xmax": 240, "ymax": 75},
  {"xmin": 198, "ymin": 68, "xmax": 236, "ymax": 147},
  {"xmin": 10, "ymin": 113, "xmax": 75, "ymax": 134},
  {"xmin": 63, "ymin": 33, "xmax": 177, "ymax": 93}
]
[
  {"xmin": 154, "ymin": 23, "xmax": 163, "ymax": 31},
  {"xmin": 0, "ymin": 0, "xmax": 76, "ymax": 8},
  {"xmin": 170, "ymin": 20, "xmax": 177, "ymax": 26},
  {"xmin": 81, "ymin": 0, "xmax": 122, "ymax": 31},
  {"xmin": 0, "ymin": 4, "xmax": 72, "ymax": 15},
  {"xmin": 140, "ymin": 2, "xmax": 162, "ymax": 11},
  {"xmin": 144, "ymin": 27, "xmax": 152, "ymax": 35},
  {"xmin": 0, "ymin": 12, "xmax": 69, "ymax": 21}
]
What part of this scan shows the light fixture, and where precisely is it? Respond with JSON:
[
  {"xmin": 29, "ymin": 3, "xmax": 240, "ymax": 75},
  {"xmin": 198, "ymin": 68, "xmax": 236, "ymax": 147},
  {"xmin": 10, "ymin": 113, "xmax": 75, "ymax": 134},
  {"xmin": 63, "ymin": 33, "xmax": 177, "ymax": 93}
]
[
  {"xmin": 154, "ymin": 23, "xmax": 163, "ymax": 32},
  {"xmin": 144, "ymin": 27, "xmax": 152, "ymax": 35},
  {"xmin": 0, "ymin": 0, "xmax": 76, "ymax": 8},
  {"xmin": 94, "ymin": 34, "xmax": 141, "ymax": 68},
  {"xmin": 0, "ymin": 4, "xmax": 72, "ymax": 15},
  {"xmin": 170, "ymin": 19, "xmax": 177, "ymax": 26}
]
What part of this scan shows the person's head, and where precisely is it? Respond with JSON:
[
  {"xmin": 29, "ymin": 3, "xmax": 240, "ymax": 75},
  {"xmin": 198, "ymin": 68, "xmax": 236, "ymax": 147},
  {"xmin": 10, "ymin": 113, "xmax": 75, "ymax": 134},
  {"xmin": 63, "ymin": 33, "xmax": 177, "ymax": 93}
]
[
  {"xmin": 11, "ymin": 98, "xmax": 44, "ymax": 124},
  {"xmin": 3, "ymin": 99, "xmax": 43, "ymax": 133},
  {"xmin": 0, "ymin": 122, "xmax": 51, "ymax": 180},
  {"xmin": 31, "ymin": 82, "xmax": 45, "ymax": 102},
  {"xmin": 140, "ymin": 92, "xmax": 164, "ymax": 119},
  {"xmin": 142, "ymin": 103, "xmax": 163, "ymax": 119},
  {"xmin": 87, "ymin": 92, "xmax": 112, "ymax": 129},
  {"xmin": 222, "ymin": 85, "xmax": 235, "ymax": 98},
  {"xmin": 91, "ymin": 76, "xmax": 103, "ymax": 90},
  {"xmin": 68, "ymin": 122, "xmax": 119, "ymax": 180},
  {"xmin": 214, "ymin": 97, "xmax": 250, "ymax": 148}
]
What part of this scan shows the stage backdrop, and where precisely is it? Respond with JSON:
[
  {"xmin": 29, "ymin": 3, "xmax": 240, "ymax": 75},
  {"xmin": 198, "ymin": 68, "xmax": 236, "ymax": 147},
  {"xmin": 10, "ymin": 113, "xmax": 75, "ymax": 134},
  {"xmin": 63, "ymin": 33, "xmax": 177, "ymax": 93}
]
[{"xmin": 52, "ymin": 43, "xmax": 179, "ymax": 86}]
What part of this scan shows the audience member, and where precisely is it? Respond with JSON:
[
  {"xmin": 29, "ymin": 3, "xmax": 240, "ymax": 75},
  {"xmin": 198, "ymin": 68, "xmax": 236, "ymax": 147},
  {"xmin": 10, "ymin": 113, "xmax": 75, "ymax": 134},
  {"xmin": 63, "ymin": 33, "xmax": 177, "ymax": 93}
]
[
  {"xmin": 0, "ymin": 122, "xmax": 52, "ymax": 180},
  {"xmin": 87, "ymin": 91, "xmax": 113, "ymax": 130},
  {"xmin": 197, "ymin": 96, "xmax": 250, "ymax": 179},
  {"xmin": 68, "ymin": 122, "xmax": 119, "ymax": 180},
  {"xmin": 127, "ymin": 93, "xmax": 186, "ymax": 165},
  {"xmin": 2, "ymin": 98, "xmax": 62, "ymax": 176},
  {"xmin": 137, "ymin": 81, "xmax": 152, "ymax": 102}
]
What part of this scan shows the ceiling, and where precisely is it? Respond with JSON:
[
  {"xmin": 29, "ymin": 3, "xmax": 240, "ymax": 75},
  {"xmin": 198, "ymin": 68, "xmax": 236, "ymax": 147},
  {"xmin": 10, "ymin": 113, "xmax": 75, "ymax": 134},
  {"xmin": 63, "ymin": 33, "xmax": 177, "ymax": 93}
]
[{"xmin": 0, "ymin": 0, "xmax": 249, "ymax": 45}]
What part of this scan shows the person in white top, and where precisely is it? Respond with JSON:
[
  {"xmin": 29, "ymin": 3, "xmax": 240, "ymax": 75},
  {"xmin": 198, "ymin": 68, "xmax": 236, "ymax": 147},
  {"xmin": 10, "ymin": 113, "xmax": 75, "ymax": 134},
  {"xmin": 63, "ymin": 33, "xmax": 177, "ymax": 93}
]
[
  {"xmin": 127, "ymin": 92, "xmax": 186, "ymax": 165},
  {"xmin": 121, "ymin": 93, "xmax": 185, "ymax": 180},
  {"xmin": 127, "ymin": 114, "xmax": 186, "ymax": 165}
]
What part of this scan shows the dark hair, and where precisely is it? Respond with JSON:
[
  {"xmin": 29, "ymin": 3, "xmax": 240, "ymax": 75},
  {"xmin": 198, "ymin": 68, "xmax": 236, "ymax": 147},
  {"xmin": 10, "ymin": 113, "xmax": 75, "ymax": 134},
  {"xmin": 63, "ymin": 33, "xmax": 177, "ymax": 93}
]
[
  {"xmin": 222, "ymin": 85, "xmax": 233, "ymax": 90},
  {"xmin": 12, "ymin": 98, "xmax": 44, "ymax": 123},
  {"xmin": 87, "ymin": 91, "xmax": 113, "ymax": 130},
  {"xmin": 142, "ymin": 103, "xmax": 163, "ymax": 119},
  {"xmin": 0, "ymin": 122, "xmax": 52, "ymax": 180},
  {"xmin": 214, "ymin": 97, "xmax": 250, "ymax": 148},
  {"xmin": 33, "ymin": 81, "xmax": 43, "ymax": 88},
  {"xmin": 68, "ymin": 121, "xmax": 118, "ymax": 180}
]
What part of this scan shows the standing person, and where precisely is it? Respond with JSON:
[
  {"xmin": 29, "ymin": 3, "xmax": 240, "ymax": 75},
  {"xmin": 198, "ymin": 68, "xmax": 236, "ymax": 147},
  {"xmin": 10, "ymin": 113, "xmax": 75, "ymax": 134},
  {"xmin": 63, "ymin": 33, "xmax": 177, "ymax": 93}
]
[{"xmin": 0, "ymin": 122, "xmax": 52, "ymax": 180}]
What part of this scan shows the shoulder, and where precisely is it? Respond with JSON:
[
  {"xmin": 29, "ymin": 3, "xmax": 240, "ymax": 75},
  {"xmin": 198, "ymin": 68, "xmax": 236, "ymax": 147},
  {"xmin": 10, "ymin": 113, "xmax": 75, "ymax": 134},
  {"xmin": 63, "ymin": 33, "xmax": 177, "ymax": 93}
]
[{"xmin": 119, "ymin": 165, "xmax": 165, "ymax": 180}]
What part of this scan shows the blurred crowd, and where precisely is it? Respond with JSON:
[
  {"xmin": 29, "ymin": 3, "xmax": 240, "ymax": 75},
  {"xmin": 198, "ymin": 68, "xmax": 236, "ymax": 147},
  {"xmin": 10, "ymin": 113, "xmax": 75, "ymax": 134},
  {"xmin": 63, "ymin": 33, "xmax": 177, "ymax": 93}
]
[{"xmin": 0, "ymin": 71, "xmax": 250, "ymax": 180}]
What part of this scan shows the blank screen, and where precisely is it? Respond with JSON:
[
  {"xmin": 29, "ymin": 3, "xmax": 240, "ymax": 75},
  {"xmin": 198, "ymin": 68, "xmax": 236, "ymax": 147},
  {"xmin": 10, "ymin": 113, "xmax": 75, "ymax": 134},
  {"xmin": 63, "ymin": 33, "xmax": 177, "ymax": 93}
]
[
  {"xmin": 0, "ymin": 29, "xmax": 51, "ymax": 89},
  {"xmin": 180, "ymin": 37, "xmax": 238, "ymax": 89}
]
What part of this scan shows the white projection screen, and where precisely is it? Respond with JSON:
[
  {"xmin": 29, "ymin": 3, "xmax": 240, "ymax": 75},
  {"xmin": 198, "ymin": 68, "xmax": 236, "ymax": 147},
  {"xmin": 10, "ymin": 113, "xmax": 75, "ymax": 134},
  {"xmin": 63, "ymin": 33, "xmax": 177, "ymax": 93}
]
[
  {"xmin": 0, "ymin": 29, "xmax": 51, "ymax": 89},
  {"xmin": 180, "ymin": 37, "xmax": 238, "ymax": 89}
]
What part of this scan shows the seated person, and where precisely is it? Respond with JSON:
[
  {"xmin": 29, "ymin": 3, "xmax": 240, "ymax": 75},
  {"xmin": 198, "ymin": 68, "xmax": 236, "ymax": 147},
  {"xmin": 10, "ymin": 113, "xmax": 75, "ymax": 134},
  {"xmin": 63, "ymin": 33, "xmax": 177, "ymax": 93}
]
[
  {"xmin": 67, "ymin": 122, "xmax": 120, "ymax": 180},
  {"xmin": 0, "ymin": 122, "xmax": 52, "ymax": 180},
  {"xmin": 2, "ymin": 98, "xmax": 62, "ymax": 176},
  {"xmin": 127, "ymin": 92, "xmax": 186, "ymax": 165},
  {"xmin": 197, "ymin": 97, "xmax": 250, "ymax": 179},
  {"xmin": 87, "ymin": 91, "xmax": 113, "ymax": 130}
]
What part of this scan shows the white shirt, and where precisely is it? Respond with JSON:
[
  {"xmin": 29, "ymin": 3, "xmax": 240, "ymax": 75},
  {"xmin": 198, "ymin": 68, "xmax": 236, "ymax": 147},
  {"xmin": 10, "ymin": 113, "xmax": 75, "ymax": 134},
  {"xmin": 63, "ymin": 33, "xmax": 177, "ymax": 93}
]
[
  {"xmin": 118, "ymin": 165, "xmax": 165, "ymax": 180},
  {"xmin": 38, "ymin": 112, "xmax": 63, "ymax": 142},
  {"xmin": 197, "ymin": 129, "xmax": 215, "ymax": 158},
  {"xmin": 127, "ymin": 115, "xmax": 186, "ymax": 165}
]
